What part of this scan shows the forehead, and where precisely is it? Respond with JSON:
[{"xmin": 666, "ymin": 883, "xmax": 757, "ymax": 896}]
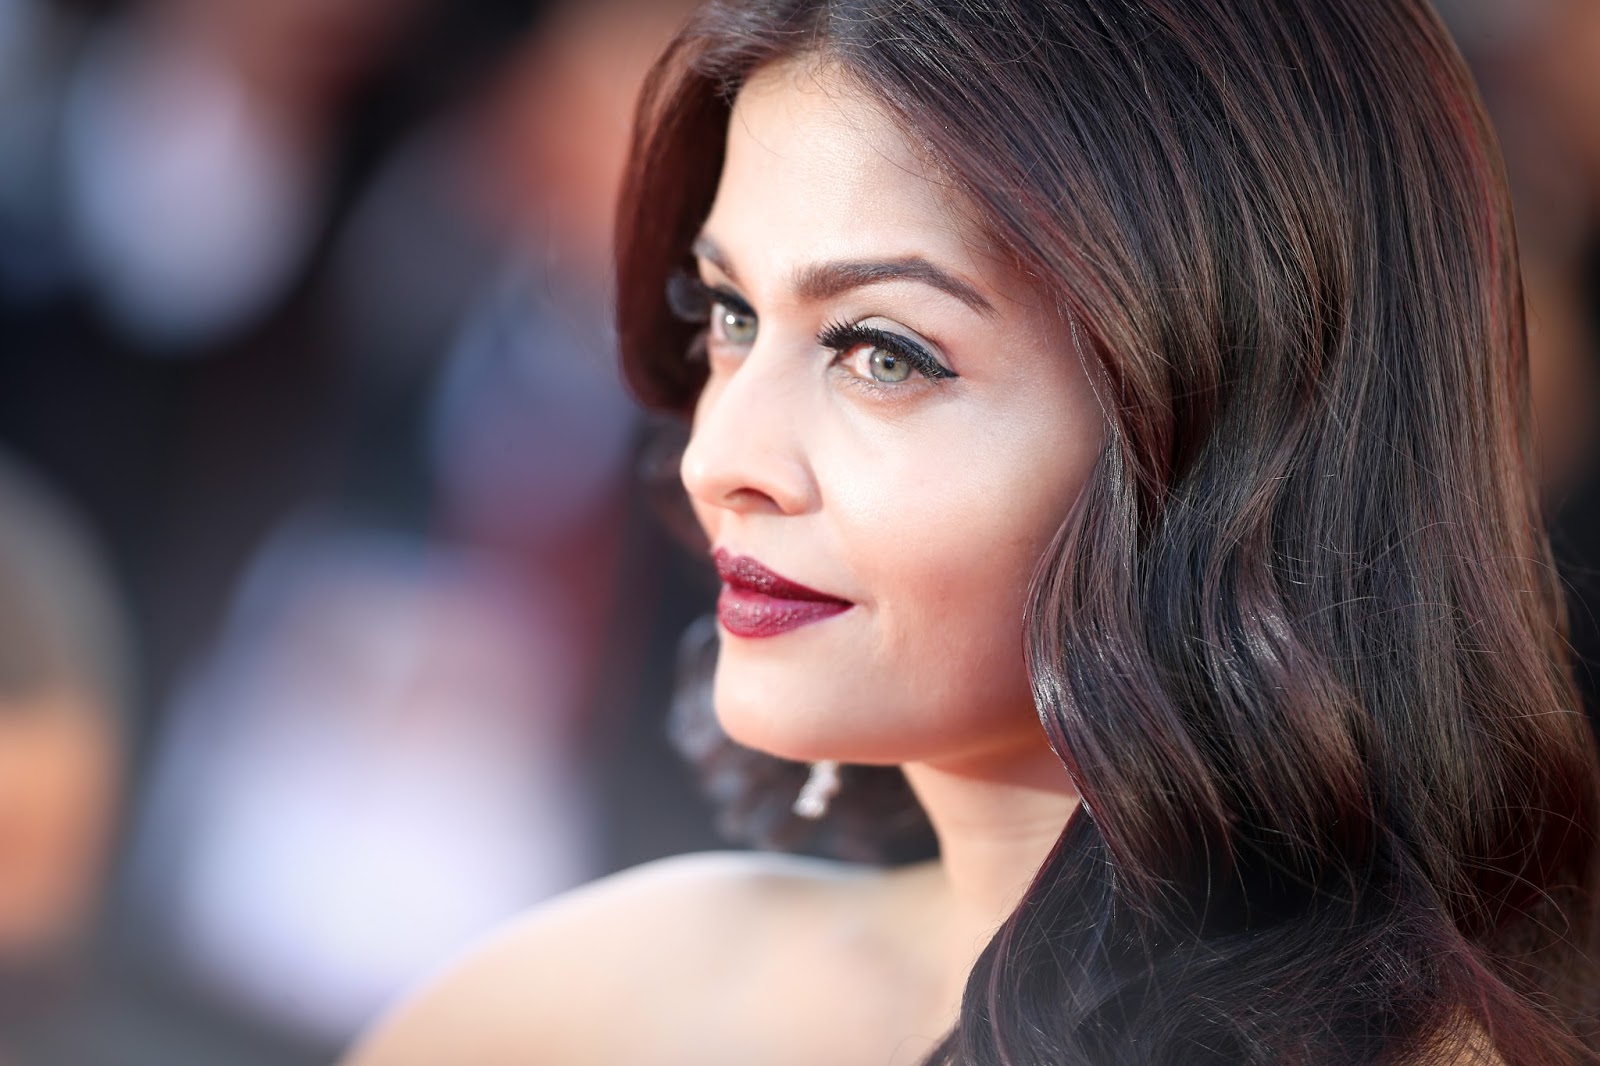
[{"xmin": 706, "ymin": 58, "xmax": 989, "ymax": 275}]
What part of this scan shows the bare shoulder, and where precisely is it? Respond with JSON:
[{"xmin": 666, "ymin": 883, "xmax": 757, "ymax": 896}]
[{"xmin": 343, "ymin": 851, "xmax": 881, "ymax": 1066}]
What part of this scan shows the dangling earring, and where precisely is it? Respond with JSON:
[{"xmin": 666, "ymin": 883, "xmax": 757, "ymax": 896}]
[{"xmin": 793, "ymin": 760, "xmax": 841, "ymax": 819}]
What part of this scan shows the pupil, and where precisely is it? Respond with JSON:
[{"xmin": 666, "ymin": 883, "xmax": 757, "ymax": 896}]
[{"xmin": 872, "ymin": 348, "xmax": 909, "ymax": 381}]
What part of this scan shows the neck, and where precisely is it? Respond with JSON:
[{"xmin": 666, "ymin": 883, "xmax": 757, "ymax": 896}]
[{"xmin": 901, "ymin": 738, "xmax": 1079, "ymax": 983}]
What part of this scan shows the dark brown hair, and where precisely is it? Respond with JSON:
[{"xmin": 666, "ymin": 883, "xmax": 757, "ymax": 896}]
[{"xmin": 617, "ymin": 1, "xmax": 1600, "ymax": 1062}]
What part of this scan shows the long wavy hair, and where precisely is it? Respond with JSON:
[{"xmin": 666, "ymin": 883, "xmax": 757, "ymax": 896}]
[{"xmin": 615, "ymin": 1, "xmax": 1600, "ymax": 1062}]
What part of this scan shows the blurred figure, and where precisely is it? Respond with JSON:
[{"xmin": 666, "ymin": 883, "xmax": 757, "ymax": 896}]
[
  {"xmin": 0, "ymin": 450, "xmax": 126, "ymax": 1053},
  {"xmin": 326, "ymin": 0, "xmax": 717, "ymax": 862},
  {"xmin": 120, "ymin": 0, "xmax": 715, "ymax": 1052},
  {"xmin": 1523, "ymin": 0, "xmax": 1600, "ymax": 501},
  {"xmin": 128, "ymin": 523, "xmax": 597, "ymax": 1043},
  {"xmin": 0, "ymin": 0, "xmax": 81, "ymax": 304},
  {"xmin": 61, "ymin": 0, "xmax": 429, "ymax": 348},
  {"xmin": 1439, "ymin": 0, "xmax": 1599, "ymax": 495},
  {"xmin": 1443, "ymin": 0, "xmax": 1600, "ymax": 714}
]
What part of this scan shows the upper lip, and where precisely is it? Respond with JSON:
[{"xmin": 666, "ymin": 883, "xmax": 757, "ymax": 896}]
[{"xmin": 714, "ymin": 548, "xmax": 851, "ymax": 604}]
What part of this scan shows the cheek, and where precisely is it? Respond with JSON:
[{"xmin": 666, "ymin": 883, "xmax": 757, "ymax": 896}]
[
  {"xmin": 840, "ymin": 398, "xmax": 1092, "ymax": 621},
  {"xmin": 706, "ymin": 459, "xmax": 1060, "ymax": 764},
  {"xmin": 859, "ymin": 463, "xmax": 1068, "ymax": 672},
  {"xmin": 805, "ymin": 421, "xmax": 1091, "ymax": 755},
  {"xmin": 704, "ymin": 362, "xmax": 1103, "ymax": 764}
]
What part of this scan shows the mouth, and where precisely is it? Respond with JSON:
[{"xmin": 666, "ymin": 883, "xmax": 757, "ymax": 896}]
[{"xmin": 713, "ymin": 548, "xmax": 853, "ymax": 639}]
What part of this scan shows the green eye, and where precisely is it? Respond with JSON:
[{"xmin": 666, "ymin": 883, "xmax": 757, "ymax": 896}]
[
  {"xmin": 868, "ymin": 348, "xmax": 913, "ymax": 383},
  {"xmin": 715, "ymin": 304, "xmax": 758, "ymax": 346}
]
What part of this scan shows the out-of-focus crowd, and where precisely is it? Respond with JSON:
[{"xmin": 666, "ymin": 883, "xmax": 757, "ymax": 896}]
[
  {"xmin": 0, "ymin": 1, "xmax": 1594, "ymax": 1064},
  {"xmin": 0, "ymin": 1, "xmax": 717, "ymax": 1063}
]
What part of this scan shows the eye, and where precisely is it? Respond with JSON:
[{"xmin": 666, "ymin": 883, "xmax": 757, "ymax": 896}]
[
  {"xmin": 862, "ymin": 347, "xmax": 913, "ymax": 383},
  {"xmin": 666, "ymin": 268, "xmax": 758, "ymax": 353},
  {"xmin": 819, "ymin": 320, "xmax": 957, "ymax": 386},
  {"xmin": 713, "ymin": 302, "xmax": 759, "ymax": 347}
]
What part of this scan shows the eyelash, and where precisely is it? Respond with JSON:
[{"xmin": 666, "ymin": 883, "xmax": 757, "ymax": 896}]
[
  {"xmin": 666, "ymin": 270, "xmax": 753, "ymax": 329},
  {"xmin": 816, "ymin": 319, "xmax": 956, "ymax": 383},
  {"xmin": 665, "ymin": 269, "xmax": 957, "ymax": 385}
]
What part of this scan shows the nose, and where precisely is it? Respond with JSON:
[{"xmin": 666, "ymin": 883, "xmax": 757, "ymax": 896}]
[{"xmin": 680, "ymin": 353, "xmax": 816, "ymax": 518}]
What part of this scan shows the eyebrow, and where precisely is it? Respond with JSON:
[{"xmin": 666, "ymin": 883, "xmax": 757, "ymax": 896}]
[{"xmin": 691, "ymin": 235, "xmax": 996, "ymax": 317}]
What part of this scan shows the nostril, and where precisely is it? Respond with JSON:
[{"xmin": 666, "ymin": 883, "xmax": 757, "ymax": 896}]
[{"xmin": 724, "ymin": 486, "xmax": 784, "ymax": 513}]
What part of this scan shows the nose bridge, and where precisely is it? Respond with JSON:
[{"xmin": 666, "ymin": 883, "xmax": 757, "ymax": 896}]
[{"xmin": 680, "ymin": 341, "xmax": 814, "ymax": 515}]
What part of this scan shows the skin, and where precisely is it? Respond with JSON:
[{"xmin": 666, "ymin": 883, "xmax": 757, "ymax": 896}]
[
  {"xmin": 683, "ymin": 61, "xmax": 1101, "ymax": 771},
  {"xmin": 347, "ymin": 56, "xmax": 1103, "ymax": 1065}
]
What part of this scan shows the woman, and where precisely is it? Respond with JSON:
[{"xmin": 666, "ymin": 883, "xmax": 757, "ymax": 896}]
[{"xmin": 350, "ymin": 0, "xmax": 1600, "ymax": 1063}]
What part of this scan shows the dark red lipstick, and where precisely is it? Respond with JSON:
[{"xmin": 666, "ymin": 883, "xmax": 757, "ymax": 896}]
[{"xmin": 714, "ymin": 549, "xmax": 852, "ymax": 638}]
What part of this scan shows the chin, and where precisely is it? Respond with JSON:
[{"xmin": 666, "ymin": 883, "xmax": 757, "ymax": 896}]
[
  {"xmin": 710, "ymin": 676, "xmax": 999, "ymax": 770},
  {"xmin": 711, "ymin": 674, "xmax": 891, "ymax": 765},
  {"xmin": 711, "ymin": 681, "xmax": 845, "ymax": 763}
]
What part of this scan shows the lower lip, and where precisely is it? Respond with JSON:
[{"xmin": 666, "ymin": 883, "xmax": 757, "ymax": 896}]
[{"xmin": 717, "ymin": 585, "xmax": 852, "ymax": 638}]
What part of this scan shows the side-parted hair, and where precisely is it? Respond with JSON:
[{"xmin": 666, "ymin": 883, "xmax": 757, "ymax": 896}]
[{"xmin": 616, "ymin": 2, "xmax": 1600, "ymax": 1063}]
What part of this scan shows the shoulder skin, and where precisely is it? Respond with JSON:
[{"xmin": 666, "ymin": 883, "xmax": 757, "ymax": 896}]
[{"xmin": 342, "ymin": 851, "xmax": 893, "ymax": 1066}]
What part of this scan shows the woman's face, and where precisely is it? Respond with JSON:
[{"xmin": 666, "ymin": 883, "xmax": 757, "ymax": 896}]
[{"xmin": 683, "ymin": 59, "xmax": 1103, "ymax": 770}]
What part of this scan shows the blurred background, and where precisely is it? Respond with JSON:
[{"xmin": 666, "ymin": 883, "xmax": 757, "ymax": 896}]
[{"xmin": 0, "ymin": 1, "xmax": 1594, "ymax": 1063}]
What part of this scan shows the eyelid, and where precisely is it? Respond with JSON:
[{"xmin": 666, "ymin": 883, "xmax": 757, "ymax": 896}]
[
  {"xmin": 818, "ymin": 320, "xmax": 958, "ymax": 381},
  {"xmin": 711, "ymin": 286, "xmax": 757, "ymax": 320},
  {"xmin": 668, "ymin": 267, "xmax": 956, "ymax": 384},
  {"xmin": 665, "ymin": 268, "xmax": 758, "ymax": 324}
]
